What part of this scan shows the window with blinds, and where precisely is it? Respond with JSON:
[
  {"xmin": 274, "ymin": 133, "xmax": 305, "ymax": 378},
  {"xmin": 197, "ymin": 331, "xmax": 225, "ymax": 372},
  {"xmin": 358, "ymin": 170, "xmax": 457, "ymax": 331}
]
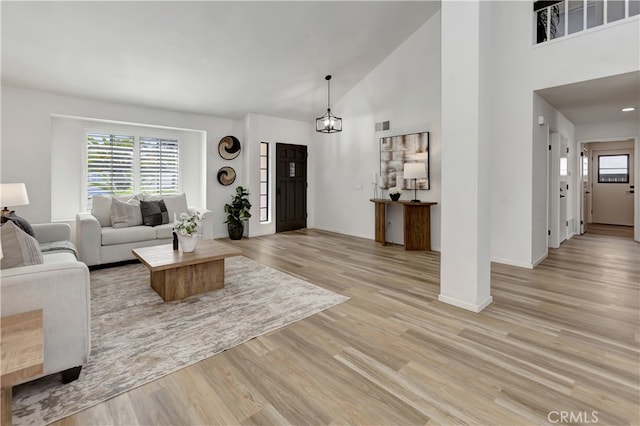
[
  {"xmin": 139, "ymin": 137, "xmax": 180, "ymax": 194},
  {"xmin": 87, "ymin": 133, "xmax": 135, "ymax": 209},
  {"xmin": 86, "ymin": 132, "xmax": 180, "ymax": 210}
]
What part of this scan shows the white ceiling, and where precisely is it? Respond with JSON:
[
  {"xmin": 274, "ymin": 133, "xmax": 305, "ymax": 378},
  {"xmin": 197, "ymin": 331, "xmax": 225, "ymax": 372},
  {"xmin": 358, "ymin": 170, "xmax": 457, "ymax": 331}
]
[
  {"xmin": 536, "ymin": 71, "xmax": 640, "ymax": 125},
  {"xmin": 1, "ymin": 1, "xmax": 440, "ymax": 121}
]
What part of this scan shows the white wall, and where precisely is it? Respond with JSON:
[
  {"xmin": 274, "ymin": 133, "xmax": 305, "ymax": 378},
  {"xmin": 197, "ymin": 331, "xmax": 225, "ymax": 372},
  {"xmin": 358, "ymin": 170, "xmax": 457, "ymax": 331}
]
[
  {"xmin": 489, "ymin": 1, "xmax": 536, "ymax": 267},
  {"xmin": 242, "ymin": 113, "xmax": 313, "ymax": 237},
  {"xmin": 532, "ymin": 18, "xmax": 640, "ymax": 90},
  {"xmin": 1, "ymin": 86, "xmax": 241, "ymax": 239},
  {"xmin": 312, "ymin": 11, "xmax": 442, "ymax": 250}
]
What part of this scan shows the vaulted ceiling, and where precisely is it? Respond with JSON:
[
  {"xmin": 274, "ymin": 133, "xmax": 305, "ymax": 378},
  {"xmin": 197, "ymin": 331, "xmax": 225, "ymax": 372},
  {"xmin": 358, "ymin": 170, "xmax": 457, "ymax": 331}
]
[
  {"xmin": 1, "ymin": 1, "xmax": 440, "ymax": 121},
  {"xmin": 3, "ymin": 2, "xmax": 636, "ymax": 128}
]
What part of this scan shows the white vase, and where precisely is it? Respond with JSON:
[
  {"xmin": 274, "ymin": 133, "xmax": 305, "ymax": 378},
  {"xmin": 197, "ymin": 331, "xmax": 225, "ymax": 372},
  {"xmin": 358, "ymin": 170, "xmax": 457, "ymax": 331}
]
[{"xmin": 177, "ymin": 234, "xmax": 200, "ymax": 253}]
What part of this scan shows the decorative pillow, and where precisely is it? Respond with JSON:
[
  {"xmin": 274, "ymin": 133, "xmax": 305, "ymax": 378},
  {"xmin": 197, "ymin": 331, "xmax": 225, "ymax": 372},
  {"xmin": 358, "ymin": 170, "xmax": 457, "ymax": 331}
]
[
  {"xmin": 1, "ymin": 213, "xmax": 35, "ymax": 237},
  {"xmin": 110, "ymin": 197, "xmax": 143, "ymax": 229},
  {"xmin": 162, "ymin": 193, "xmax": 189, "ymax": 223},
  {"xmin": 91, "ymin": 195, "xmax": 113, "ymax": 227},
  {"xmin": 0, "ymin": 221, "xmax": 44, "ymax": 269},
  {"xmin": 140, "ymin": 200, "xmax": 169, "ymax": 227}
]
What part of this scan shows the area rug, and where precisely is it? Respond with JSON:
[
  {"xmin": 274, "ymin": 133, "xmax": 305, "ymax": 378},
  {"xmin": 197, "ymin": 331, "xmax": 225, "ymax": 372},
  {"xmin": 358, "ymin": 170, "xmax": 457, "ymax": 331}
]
[{"xmin": 12, "ymin": 256, "xmax": 349, "ymax": 426}]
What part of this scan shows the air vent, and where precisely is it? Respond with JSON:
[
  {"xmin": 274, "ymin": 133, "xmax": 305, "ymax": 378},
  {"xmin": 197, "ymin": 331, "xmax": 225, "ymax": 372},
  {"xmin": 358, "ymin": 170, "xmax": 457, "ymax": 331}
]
[{"xmin": 375, "ymin": 121, "xmax": 390, "ymax": 132}]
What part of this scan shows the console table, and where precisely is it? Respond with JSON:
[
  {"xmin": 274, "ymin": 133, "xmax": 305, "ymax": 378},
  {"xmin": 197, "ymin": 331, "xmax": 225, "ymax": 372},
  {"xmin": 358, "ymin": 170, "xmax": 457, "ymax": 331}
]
[
  {"xmin": 370, "ymin": 199, "xmax": 437, "ymax": 251},
  {"xmin": 1, "ymin": 310, "xmax": 44, "ymax": 426}
]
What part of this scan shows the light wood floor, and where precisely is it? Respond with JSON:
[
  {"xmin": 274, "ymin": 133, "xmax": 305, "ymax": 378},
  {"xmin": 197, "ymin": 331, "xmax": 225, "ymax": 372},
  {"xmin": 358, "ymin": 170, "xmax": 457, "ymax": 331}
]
[{"xmin": 57, "ymin": 226, "xmax": 639, "ymax": 425}]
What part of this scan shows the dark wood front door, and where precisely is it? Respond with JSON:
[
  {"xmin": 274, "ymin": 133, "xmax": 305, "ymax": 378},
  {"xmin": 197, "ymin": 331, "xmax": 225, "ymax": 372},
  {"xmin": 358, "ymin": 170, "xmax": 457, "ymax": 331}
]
[{"xmin": 276, "ymin": 143, "xmax": 307, "ymax": 232}]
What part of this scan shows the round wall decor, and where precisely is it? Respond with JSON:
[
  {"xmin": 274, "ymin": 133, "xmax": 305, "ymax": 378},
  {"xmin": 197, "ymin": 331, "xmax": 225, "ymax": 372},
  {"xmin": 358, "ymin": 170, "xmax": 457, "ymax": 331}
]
[
  {"xmin": 217, "ymin": 166, "xmax": 236, "ymax": 186},
  {"xmin": 218, "ymin": 135, "xmax": 241, "ymax": 160}
]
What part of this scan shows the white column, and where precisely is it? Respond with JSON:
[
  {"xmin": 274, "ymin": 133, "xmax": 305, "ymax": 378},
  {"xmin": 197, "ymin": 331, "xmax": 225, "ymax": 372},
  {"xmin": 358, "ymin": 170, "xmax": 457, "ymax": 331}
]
[{"xmin": 439, "ymin": 0, "xmax": 492, "ymax": 312}]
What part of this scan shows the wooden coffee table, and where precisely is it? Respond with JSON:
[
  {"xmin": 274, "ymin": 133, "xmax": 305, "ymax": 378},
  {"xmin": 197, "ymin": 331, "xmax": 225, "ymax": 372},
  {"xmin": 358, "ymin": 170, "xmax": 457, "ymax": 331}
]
[
  {"xmin": 132, "ymin": 240, "xmax": 242, "ymax": 302},
  {"xmin": 1, "ymin": 310, "xmax": 44, "ymax": 426}
]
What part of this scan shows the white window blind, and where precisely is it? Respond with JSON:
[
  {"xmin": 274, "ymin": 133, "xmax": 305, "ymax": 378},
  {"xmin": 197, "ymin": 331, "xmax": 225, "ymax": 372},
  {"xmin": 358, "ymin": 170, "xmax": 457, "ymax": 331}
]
[
  {"xmin": 87, "ymin": 133, "xmax": 135, "ymax": 209},
  {"xmin": 86, "ymin": 132, "xmax": 180, "ymax": 210},
  {"xmin": 139, "ymin": 137, "xmax": 180, "ymax": 194}
]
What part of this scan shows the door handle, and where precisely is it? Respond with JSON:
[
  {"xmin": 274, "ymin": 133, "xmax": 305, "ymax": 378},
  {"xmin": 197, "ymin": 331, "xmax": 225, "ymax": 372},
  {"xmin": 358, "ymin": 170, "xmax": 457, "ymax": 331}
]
[
  {"xmin": 585, "ymin": 191, "xmax": 591, "ymax": 194},
  {"xmin": 560, "ymin": 195, "xmax": 566, "ymax": 198},
  {"xmin": 628, "ymin": 190, "xmax": 635, "ymax": 194}
]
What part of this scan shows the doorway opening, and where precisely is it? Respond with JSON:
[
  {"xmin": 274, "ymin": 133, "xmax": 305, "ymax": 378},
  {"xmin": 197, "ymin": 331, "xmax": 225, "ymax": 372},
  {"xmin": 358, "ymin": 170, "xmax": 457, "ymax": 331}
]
[{"xmin": 580, "ymin": 140, "xmax": 635, "ymax": 236}]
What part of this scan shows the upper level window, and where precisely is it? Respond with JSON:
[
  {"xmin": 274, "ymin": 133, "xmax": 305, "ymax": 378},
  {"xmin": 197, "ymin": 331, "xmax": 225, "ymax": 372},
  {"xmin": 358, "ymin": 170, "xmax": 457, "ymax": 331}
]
[
  {"xmin": 598, "ymin": 154, "xmax": 629, "ymax": 183},
  {"xmin": 536, "ymin": 1, "xmax": 565, "ymax": 43},
  {"xmin": 86, "ymin": 132, "xmax": 179, "ymax": 209},
  {"xmin": 535, "ymin": 0, "xmax": 639, "ymax": 44}
]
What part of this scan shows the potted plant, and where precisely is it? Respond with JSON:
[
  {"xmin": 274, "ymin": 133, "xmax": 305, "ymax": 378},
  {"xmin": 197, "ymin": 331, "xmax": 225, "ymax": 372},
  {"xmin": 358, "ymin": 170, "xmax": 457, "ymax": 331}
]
[
  {"xmin": 389, "ymin": 186, "xmax": 402, "ymax": 201},
  {"xmin": 224, "ymin": 186, "xmax": 252, "ymax": 240},
  {"xmin": 174, "ymin": 211, "xmax": 202, "ymax": 252}
]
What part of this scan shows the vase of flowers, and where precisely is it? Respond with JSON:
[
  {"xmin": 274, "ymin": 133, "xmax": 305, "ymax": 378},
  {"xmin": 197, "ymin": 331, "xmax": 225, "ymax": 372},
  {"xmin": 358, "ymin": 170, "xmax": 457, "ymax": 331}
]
[
  {"xmin": 174, "ymin": 211, "xmax": 202, "ymax": 253},
  {"xmin": 389, "ymin": 186, "xmax": 402, "ymax": 201}
]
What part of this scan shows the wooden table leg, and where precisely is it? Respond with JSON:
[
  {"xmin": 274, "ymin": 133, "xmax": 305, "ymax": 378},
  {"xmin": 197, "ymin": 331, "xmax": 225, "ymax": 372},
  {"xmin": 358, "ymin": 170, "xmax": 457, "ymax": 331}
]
[
  {"xmin": 374, "ymin": 202, "xmax": 388, "ymax": 245},
  {"xmin": 2, "ymin": 387, "xmax": 12, "ymax": 426}
]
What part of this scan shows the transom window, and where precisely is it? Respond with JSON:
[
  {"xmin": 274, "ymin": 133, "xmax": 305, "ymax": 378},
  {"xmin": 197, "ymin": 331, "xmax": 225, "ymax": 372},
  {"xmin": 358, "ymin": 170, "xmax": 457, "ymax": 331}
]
[
  {"xmin": 597, "ymin": 154, "xmax": 629, "ymax": 183},
  {"xmin": 86, "ymin": 132, "xmax": 180, "ymax": 209}
]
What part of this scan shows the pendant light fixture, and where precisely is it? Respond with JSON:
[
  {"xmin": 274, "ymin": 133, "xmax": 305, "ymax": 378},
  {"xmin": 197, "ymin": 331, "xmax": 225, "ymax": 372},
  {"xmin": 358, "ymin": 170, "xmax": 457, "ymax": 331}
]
[{"xmin": 316, "ymin": 75, "xmax": 342, "ymax": 133}]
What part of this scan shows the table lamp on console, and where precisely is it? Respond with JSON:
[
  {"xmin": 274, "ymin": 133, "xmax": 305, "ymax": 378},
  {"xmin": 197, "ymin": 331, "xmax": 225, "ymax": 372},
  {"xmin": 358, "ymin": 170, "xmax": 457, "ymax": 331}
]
[{"xmin": 403, "ymin": 163, "xmax": 427, "ymax": 203}]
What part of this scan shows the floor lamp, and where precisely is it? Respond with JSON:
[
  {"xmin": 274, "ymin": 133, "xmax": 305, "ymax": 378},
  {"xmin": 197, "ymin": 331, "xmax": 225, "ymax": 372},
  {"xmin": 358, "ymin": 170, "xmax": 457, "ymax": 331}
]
[{"xmin": 403, "ymin": 163, "xmax": 426, "ymax": 203}]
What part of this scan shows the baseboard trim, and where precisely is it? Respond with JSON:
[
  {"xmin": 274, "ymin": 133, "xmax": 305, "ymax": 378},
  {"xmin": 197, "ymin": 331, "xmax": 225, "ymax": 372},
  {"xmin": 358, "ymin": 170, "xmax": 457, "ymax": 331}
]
[
  {"xmin": 438, "ymin": 294, "xmax": 493, "ymax": 313},
  {"xmin": 531, "ymin": 252, "xmax": 547, "ymax": 268},
  {"xmin": 313, "ymin": 225, "xmax": 372, "ymax": 241},
  {"xmin": 491, "ymin": 256, "xmax": 534, "ymax": 269}
]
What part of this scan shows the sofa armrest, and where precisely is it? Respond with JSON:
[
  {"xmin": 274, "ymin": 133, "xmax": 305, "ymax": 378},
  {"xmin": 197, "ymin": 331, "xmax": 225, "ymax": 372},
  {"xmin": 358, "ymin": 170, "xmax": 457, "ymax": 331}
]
[
  {"xmin": 76, "ymin": 212, "xmax": 102, "ymax": 266},
  {"xmin": 32, "ymin": 222, "xmax": 71, "ymax": 243},
  {"xmin": 189, "ymin": 207, "xmax": 214, "ymax": 240},
  {"xmin": 0, "ymin": 262, "xmax": 91, "ymax": 381}
]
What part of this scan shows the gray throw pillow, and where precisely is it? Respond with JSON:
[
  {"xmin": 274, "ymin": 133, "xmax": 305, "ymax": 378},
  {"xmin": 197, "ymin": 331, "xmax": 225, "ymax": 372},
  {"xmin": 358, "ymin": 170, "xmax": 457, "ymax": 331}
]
[
  {"xmin": 140, "ymin": 200, "xmax": 169, "ymax": 227},
  {"xmin": 110, "ymin": 198, "xmax": 143, "ymax": 229},
  {"xmin": 0, "ymin": 221, "xmax": 44, "ymax": 269},
  {"xmin": 1, "ymin": 213, "xmax": 35, "ymax": 237}
]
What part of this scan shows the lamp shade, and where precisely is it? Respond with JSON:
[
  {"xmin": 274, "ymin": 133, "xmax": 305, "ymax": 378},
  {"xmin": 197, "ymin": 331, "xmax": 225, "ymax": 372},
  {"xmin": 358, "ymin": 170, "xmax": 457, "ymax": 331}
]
[
  {"xmin": 0, "ymin": 183, "xmax": 30, "ymax": 207},
  {"xmin": 403, "ymin": 163, "xmax": 427, "ymax": 179}
]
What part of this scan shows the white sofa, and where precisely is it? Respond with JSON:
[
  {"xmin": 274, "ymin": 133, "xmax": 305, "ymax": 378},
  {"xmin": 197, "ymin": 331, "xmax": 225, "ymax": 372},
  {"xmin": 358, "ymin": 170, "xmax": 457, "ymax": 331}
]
[
  {"xmin": 76, "ymin": 193, "xmax": 213, "ymax": 266},
  {"xmin": 0, "ymin": 222, "xmax": 91, "ymax": 384}
]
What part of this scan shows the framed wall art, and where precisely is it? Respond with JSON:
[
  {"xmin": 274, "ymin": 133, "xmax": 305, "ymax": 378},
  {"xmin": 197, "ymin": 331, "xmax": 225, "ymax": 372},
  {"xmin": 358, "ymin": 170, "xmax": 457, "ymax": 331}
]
[{"xmin": 379, "ymin": 131, "xmax": 429, "ymax": 190}]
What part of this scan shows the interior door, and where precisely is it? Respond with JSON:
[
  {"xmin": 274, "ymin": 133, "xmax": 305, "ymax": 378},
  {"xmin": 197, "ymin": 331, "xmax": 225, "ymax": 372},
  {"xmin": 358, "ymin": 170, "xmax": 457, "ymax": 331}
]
[
  {"xmin": 548, "ymin": 131, "xmax": 560, "ymax": 248},
  {"xmin": 275, "ymin": 143, "xmax": 307, "ymax": 232},
  {"xmin": 592, "ymin": 148, "xmax": 634, "ymax": 226},
  {"xmin": 559, "ymin": 141, "xmax": 568, "ymax": 243},
  {"xmin": 580, "ymin": 149, "xmax": 590, "ymax": 234}
]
